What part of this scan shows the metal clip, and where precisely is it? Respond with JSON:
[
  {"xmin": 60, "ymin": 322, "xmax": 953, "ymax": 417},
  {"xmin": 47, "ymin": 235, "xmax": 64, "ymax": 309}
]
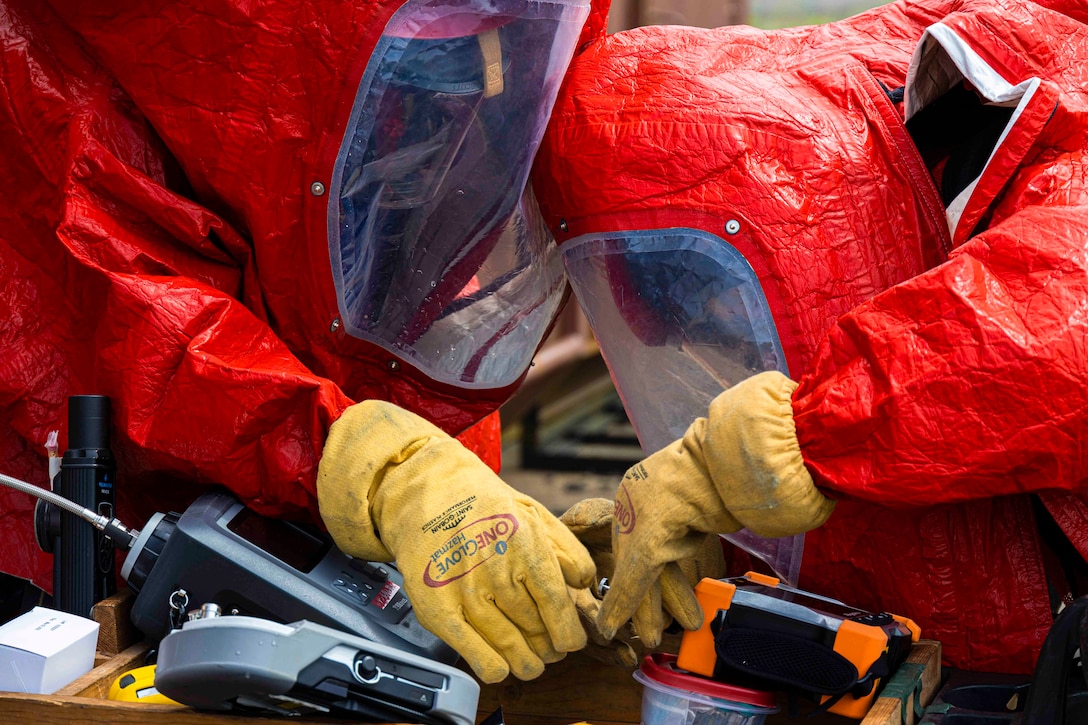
[{"xmin": 168, "ymin": 588, "xmax": 189, "ymax": 630}]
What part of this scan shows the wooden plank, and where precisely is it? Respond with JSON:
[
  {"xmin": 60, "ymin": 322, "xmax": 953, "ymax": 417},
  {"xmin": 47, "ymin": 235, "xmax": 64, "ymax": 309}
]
[
  {"xmin": 859, "ymin": 639, "xmax": 943, "ymax": 725},
  {"xmin": 911, "ymin": 640, "xmax": 943, "ymax": 709},
  {"xmin": 475, "ymin": 648, "xmax": 643, "ymax": 724},
  {"xmin": 56, "ymin": 642, "xmax": 149, "ymax": 699},
  {"xmin": 0, "ymin": 620, "xmax": 941, "ymax": 725},
  {"xmin": 91, "ymin": 588, "xmax": 139, "ymax": 657},
  {"xmin": 864, "ymin": 698, "xmax": 905, "ymax": 725},
  {"xmin": 0, "ymin": 694, "xmax": 349, "ymax": 724}
]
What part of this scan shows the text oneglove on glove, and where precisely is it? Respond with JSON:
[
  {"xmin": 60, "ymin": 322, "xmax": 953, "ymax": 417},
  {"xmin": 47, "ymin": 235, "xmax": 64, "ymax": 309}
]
[
  {"xmin": 317, "ymin": 400, "xmax": 596, "ymax": 683},
  {"xmin": 598, "ymin": 371, "xmax": 836, "ymax": 646}
]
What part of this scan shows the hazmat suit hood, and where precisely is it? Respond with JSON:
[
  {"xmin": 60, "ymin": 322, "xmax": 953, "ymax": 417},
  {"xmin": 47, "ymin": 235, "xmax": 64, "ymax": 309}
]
[
  {"xmin": 536, "ymin": 32, "xmax": 953, "ymax": 395},
  {"xmin": 534, "ymin": 22, "xmax": 953, "ymax": 582}
]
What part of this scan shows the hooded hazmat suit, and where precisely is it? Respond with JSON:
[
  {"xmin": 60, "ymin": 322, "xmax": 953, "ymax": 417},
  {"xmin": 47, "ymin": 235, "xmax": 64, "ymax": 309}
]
[
  {"xmin": 0, "ymin": 0, "xmax": 614, "ymax": 683},
  {"xmin": 532, "ymin": 0, "xmax": 1088, "ymax": 673}
]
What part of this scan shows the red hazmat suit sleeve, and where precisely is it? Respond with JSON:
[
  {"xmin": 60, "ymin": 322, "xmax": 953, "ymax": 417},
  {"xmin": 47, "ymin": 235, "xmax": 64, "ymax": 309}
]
[
  {"xmin": 1, "ymin": 8, "xmax": 507, "ymax": 594},
  {"xmin": 1034, "ymin": 0, "xmax": 1088, "ymax": 22},
  {"xmin": 795, "ymin": 200, "xmax": 1088, "ymax": 507},
  {"xmin": 0, "ymin": 0, "xmax": 353, "ymax": 527}
]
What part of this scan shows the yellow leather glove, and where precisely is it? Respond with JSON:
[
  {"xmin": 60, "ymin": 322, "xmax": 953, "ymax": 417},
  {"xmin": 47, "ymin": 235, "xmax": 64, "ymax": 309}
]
[
  {"xmin": 563, "ymin": 498, "xmax": 726, "ymax": 651},
  {"xmin": 317, "ymin": 401, "xmax": 596, "ymax": 684},
  {"xmin": 597, "ymin": 371, "xmax": 836, "ymax": 645}
]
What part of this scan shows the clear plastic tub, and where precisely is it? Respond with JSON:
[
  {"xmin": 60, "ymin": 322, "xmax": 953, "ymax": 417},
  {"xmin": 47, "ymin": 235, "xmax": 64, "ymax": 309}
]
[{"xmin": 634, "ymin": 653, "xmax": 779, "ymax": 725}]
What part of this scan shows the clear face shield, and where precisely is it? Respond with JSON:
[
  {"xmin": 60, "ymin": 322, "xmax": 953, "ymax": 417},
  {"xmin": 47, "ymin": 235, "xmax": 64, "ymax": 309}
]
[
  {"xmin": 562, "ymin": 228, "xmax": 807, "ymax": 585},
  {"xmin": 328, "ymin": 0, "xmax": 589, "ymax": 388}
]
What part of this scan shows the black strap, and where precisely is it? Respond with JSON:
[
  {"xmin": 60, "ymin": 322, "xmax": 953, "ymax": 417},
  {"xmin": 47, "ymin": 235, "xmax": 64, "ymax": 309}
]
[
  {"xmin": 711, "ymin": 612, "xmax": 861, "ymax": 697},
  {"xmin": 1021, "ymin": 595, "xmax": 1088, "ymax": 725},
  {"xmin": 711, "ymin": 609, "xmax": 901, "ymax": 720}
]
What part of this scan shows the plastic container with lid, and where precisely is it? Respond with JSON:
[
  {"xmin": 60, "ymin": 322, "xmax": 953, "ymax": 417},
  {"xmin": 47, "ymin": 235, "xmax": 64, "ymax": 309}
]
[{"xmin": 633, "ymin": 653, "xmax": 779, "ymax": 725}]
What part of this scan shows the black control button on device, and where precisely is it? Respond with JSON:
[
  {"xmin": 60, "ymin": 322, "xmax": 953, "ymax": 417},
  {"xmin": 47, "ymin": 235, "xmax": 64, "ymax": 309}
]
[{"xmin": 354, "ymin": 655, "xmax": 379, "ymax": 682}]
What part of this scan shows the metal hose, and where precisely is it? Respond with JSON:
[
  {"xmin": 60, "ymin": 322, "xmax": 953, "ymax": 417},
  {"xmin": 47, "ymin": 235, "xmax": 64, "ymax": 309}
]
[{"xmin": 0, "ymin": 470, "xmax": 140, "ymax": 548}]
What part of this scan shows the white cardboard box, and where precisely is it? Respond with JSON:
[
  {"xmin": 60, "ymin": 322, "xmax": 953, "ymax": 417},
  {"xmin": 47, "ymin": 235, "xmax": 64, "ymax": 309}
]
[{"xmin": 0, "ymin": 606, "xmax": 99, "ymax": 694}]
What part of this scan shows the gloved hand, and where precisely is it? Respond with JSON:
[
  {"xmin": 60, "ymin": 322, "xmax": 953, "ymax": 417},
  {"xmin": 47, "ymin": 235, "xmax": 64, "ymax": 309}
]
[
  {"xmin": 559, "ymin": 498, "xmax": 641, "ymax": 668},
  {"xmin": 597, "ymin": 371, "xmax": 836, "ymax": 645},
  {"xmin": 317, "ymin": 400, "xmax": 596, "ymax": 684},
  {"xmin": 562, "ymin": 498, "xmax": 726, "ymax": 651}
]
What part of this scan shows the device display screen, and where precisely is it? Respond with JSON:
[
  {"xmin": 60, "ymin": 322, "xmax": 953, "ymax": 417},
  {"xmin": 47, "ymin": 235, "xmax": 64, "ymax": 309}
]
[
  {"xmin": 226, "ymin": 508, "xmax": 331, "ymax": 573},
  {"xmin": 734, "ymin": 579, "xmax": 866, "ymax": 620}
]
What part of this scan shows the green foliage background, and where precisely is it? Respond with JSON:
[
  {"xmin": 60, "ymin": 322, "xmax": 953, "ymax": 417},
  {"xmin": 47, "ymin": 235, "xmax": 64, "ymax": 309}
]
[{"xmin": 749, "ymin": 0, "xmax": 892, "ymax": 29}]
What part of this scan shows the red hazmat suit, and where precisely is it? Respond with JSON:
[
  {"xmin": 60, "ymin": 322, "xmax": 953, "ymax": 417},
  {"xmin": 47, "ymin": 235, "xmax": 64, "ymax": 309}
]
[
  {"xmin": 533, "ymin": 0, "xmax": 1088, "ymax": 673},
  {"xmin": 0, "ymin": 0, "xmax": 609, "ymax": 593}
]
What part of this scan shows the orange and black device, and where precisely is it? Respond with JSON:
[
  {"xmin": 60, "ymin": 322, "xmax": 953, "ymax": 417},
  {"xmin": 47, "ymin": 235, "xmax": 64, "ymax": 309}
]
[{"xmin": 677, "ymin": 572, "xmax": 920, "ymax": 719}]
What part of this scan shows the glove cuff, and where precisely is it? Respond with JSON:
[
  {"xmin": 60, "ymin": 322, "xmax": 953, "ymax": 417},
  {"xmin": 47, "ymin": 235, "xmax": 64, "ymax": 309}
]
[
  {"xmin": 316, "ymin": 401, "xmax": 401, "ymax": 562},
  {"xmin": 705, "ymin": 372, "xmax": 835, "ymax": 537}
]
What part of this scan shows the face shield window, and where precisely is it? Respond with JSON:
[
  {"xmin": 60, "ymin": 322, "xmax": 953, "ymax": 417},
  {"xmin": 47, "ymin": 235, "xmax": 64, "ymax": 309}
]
[
  {"xmin": 562, "ymin": 229, "xmax": 787, "ymax": 452},
  {"xmin": 563, "ymin": 228, "xmax": 804, "ymax": 585},
  {"xmin": 328, "ymin": 0, "xmax": 589, "ymax": 389}
]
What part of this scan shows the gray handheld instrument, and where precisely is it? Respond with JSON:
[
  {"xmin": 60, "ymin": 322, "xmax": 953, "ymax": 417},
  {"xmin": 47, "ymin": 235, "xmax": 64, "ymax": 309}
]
[
  {"xmin": 155, "ymin": 612, "xmax": 480, "ymax": 724},
  {"xmin": 120, "ymin": 488, "xmax": 456, "ymax": 663},
  {"xmin": 5, "ymin": 472, "xmax": 458, "ymax": 672}
]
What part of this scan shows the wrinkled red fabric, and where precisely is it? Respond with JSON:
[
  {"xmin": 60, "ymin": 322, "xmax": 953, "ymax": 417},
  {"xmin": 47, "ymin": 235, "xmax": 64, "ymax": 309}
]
[
  {"xmin": 534, "ymin": 0, "xmax": 1088, "ymax": 673},
  {"xmin": 0, "ymin": 0, "xmax": 607, "ymax": 593}
]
